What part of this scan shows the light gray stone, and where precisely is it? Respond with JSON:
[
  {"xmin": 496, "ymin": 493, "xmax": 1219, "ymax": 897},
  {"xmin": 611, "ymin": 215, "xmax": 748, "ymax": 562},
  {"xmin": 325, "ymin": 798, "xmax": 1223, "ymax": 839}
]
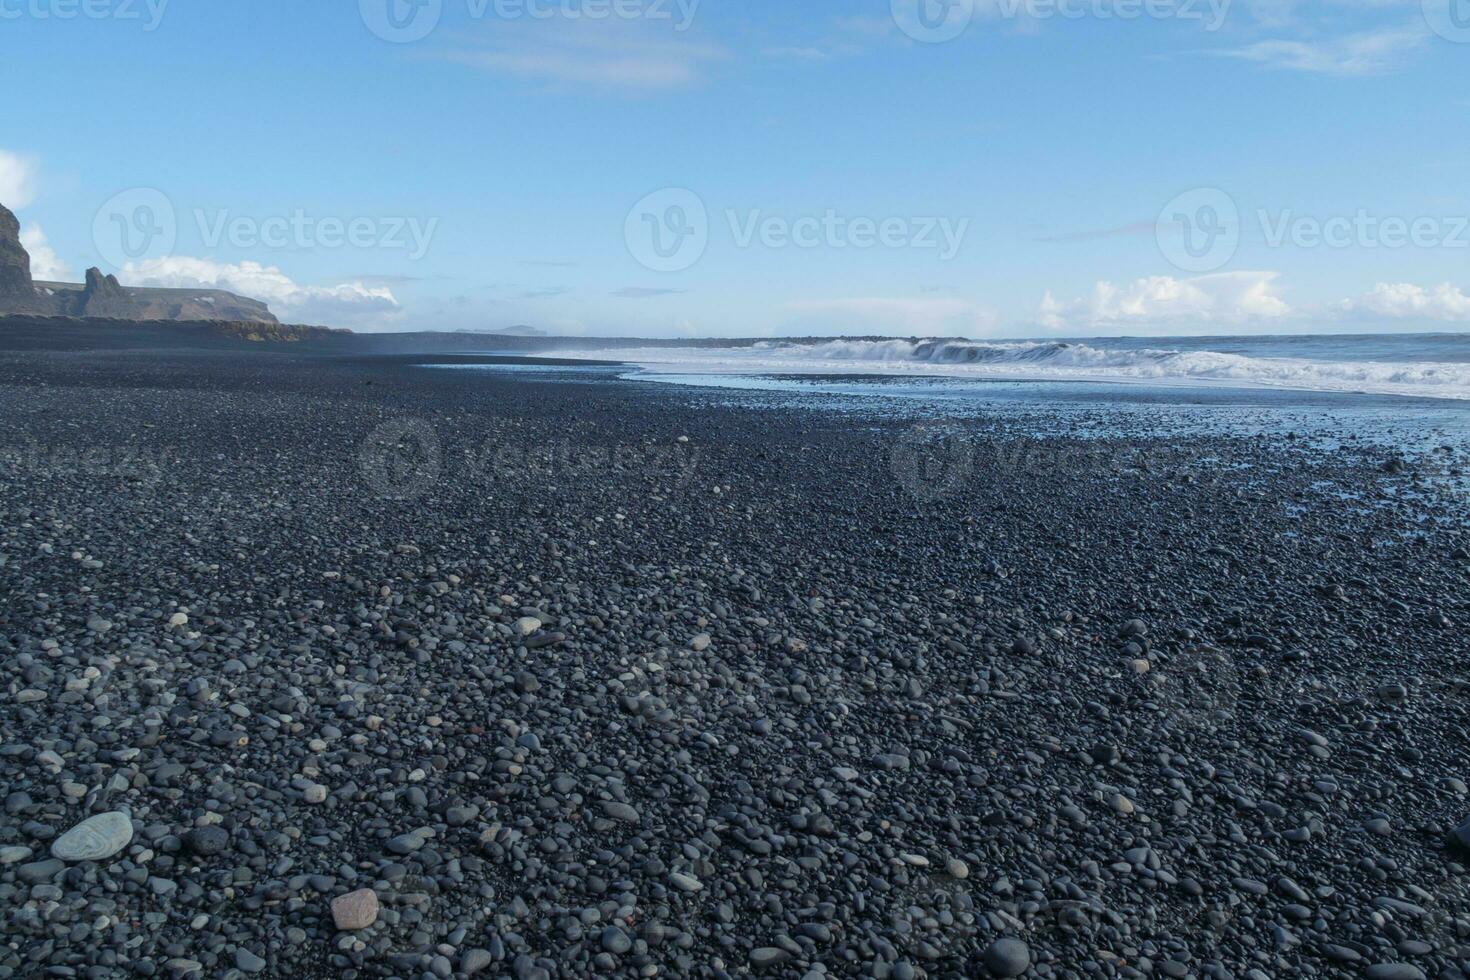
[{"xmin": 51, "ymin": 811, "xmax": 133, "ymax": 862}]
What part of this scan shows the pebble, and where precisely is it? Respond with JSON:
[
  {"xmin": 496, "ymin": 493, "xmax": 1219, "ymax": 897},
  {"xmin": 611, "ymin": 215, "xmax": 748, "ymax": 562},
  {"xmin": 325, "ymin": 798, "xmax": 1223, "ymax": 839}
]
[
  {"xmin": 330, "ymin": 889, "xmax": 380, "ymax": 931},
  {"xmin": 460, "ymin": 949, "xmax": 493, "ymax": 975},
  {"xmin": 983, "ymin": 937, "xmax": 1031, "ymax": 977},
  {"xmin": 387, "ymin": 831, "xmax": 428, "ymax": 854},
  {"xmin": 601, "ymin": 801, "xmax": 641, "ymax": 823},
  {"xmin": 669, "ymin": 871, "xmax": 703, "ymax": 892},
  {"xmin": 234, "ymin": 948, "xmax": 267, "ymax": 973},
  {"xmin": 18, "ymin": 859, "xmax": 64, "ymax": 884},
  {"xmin": 183, "ymin": 826, "xmax": 229, "ymax": 857},
  {"xmin": 50, "ymin": 810, "xmax": 133, "ymax": 862},
  {"xmin": 751, "ymin": 947, "xmax": 791, "ymax": 968},
  {"xmin": 1451, "ymin": 814, "xmax": 1470, "ymax": 852},
  {"xmin": 1366, "ymin": 966, "xmax": 1426, "ymax": 980}
]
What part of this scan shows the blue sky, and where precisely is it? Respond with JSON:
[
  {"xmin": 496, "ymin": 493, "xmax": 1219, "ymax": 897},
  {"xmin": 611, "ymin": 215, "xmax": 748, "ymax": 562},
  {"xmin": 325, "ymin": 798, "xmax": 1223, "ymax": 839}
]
[{"xmin": 3, "ymin": 0, "xmax": 1469, "ymax": 336}]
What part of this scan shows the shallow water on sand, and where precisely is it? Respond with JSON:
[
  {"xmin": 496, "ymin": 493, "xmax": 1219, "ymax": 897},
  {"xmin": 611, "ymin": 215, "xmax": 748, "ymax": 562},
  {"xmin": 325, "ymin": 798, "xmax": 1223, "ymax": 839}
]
[{"xmin": 423, "ymin": 359, "xmax": 1470, "ymax": 461}]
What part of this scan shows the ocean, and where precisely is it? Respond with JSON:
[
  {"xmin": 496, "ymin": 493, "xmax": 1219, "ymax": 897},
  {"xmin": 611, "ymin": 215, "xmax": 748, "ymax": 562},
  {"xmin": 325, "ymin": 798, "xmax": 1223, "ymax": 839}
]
[{"xmin": 428, "ymin": 333, "xmax": 1470, "ymax": 471}]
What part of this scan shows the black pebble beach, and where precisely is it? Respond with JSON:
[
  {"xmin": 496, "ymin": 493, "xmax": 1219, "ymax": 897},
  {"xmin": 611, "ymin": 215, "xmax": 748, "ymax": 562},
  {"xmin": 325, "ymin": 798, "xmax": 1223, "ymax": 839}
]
[{"xmin": 1, "ymin": 332, "xmax": 1468, "ymax": 979}]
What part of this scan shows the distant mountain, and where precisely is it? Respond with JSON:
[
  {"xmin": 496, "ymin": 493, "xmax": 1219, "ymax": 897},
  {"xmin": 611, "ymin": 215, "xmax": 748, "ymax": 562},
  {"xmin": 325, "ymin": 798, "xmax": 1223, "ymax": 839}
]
[
  {"xmin": 1, "ymin": 202, "xmax": 278, "ymax": 324},
  {"xmin": 32, "ymin": 273, "xmax": 278, "ymax": 323}
]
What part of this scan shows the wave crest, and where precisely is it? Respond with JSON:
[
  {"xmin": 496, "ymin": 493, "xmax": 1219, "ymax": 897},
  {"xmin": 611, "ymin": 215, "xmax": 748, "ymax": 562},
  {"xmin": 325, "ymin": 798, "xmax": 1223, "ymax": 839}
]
[{"xmin": 555, "ymin": 338, "xmax": 1470, "ymax": 400}]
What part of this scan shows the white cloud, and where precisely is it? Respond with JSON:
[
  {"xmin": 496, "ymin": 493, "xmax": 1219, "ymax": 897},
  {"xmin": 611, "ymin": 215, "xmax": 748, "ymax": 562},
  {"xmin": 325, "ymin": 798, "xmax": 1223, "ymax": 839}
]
[
  {"xmin": 759, "ymin": 14, "xmax": 893, "ymax": 62},
  {"xmin": 19, "ymin": 224, "xmax": 69, "ymax": 281},
  {"xmin": 764, "ymin": 45, "xmax": 845, "ymax": 62},
  {"xmin": 120, "ymin": 256, "xmax": 402, "ymax": 328},
  {"xmin": 0, "ymin": 149, "xmax": 39, "ymax": 209},
  {"xmin": 1241, "ymin": 0, "xmax": 1300, "ymax": 29},
  {"xmin": 438, "ymin": 20, "xmax": 725, "ymax": 89},
  {"xmin": 787, "ymin": 297, "xmax": 998, "ymax": 335},
  {"xmin": 1341, "ymin": 282, "xmax": 1470, "ymax": 322},
  {"xmin": 1216, "ymin": 24, "xmax": 1427, "ymax": 75},
  {"xmin": 1039, "ymin": 271, "xmax": 1291, "ymax": 330}
]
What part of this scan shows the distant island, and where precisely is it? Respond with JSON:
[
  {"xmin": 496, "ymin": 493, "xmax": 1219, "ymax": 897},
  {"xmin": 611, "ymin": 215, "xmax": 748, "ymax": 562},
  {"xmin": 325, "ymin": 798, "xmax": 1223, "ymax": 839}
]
[{"xmin": 1, "ymin": 202, "xmax": 278, "ymax": 324}]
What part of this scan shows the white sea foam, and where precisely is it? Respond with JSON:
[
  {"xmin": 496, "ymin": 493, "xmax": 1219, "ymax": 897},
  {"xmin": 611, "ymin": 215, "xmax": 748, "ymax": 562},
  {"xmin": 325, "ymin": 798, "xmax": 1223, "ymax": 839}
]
[{"xmin": 549, "ymin": 338, "xmax": 1470, "ymax": 400}]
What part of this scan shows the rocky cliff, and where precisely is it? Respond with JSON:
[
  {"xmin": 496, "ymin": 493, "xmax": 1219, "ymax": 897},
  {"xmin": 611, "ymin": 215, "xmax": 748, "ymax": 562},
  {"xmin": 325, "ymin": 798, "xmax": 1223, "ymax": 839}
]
[
  {"xmin": 34, "ymin": 276, "xmax": 278, "ymax": 323},
  {"xmin": 0, "ymin": 203, "xmax": 279, "ymax": 324},
  {"xmin": 0, "ymin": 205, "xmax": 36, "ymax": 305}
]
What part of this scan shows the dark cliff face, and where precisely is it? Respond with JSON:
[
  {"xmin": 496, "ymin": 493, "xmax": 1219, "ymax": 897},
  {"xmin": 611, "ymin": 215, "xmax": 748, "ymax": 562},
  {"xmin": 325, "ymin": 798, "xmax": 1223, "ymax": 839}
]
[
  {"xmin": 0, "ymin": 201, "xmax": 279, "ymax": 324},
  {"xmin": 71, "ymin": 267, "xmax": 134, "ymax": 318},
  {"xmin": 0, "ymin": 205, "xmax": 35, "ymax": 300},
  {"xmin": 84, "ymin": 267, "xmax": 126, "ymax": 298}
]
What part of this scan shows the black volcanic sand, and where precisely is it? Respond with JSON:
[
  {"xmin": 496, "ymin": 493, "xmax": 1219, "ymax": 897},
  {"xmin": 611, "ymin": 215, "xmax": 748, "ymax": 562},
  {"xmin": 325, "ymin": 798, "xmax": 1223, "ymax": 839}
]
[{"xmin": 0, "ymin": 343, "xmax": 1468, "ymax": 980}]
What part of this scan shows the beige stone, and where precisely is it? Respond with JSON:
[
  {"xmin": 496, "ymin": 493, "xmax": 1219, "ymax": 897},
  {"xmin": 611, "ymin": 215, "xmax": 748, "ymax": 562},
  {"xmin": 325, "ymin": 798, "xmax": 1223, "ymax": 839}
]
[{"xmin": 330, "ymin": 889, "xmax": 379, "ymax": 931}]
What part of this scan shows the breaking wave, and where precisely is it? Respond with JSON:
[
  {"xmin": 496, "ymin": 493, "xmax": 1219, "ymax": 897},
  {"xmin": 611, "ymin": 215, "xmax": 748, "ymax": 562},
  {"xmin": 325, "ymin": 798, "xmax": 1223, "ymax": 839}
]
[{"xmin": 553, "ymin": 338, "xmax": 1470, "ymax": 400}]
